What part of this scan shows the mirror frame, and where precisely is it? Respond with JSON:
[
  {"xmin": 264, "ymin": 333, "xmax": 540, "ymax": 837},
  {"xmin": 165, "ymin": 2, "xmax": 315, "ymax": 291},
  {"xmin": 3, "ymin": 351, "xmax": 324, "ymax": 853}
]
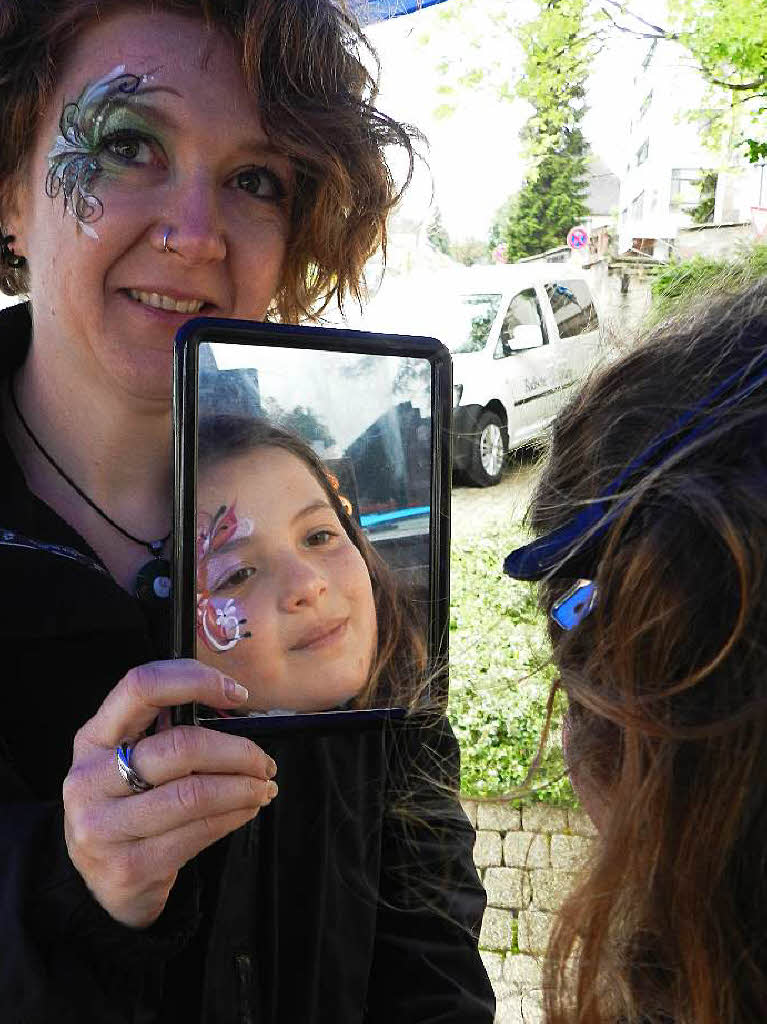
[{"xmin": 171, "ymin": 317, "xmax": 452, "ymax": 736}]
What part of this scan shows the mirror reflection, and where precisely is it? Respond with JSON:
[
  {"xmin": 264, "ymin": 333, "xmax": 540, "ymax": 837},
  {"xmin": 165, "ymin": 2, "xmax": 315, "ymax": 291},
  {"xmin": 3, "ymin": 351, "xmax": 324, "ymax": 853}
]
[{"xmin": 194, "ymin": 341, "xmax": 435, "ymax": 721}]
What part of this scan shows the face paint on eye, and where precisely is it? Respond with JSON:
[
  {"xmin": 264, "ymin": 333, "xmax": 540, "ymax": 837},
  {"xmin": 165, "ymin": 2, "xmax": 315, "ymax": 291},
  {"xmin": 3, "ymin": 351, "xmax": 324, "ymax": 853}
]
[
  {"xmin": 196, "ymin": 502, "xmax": 255, "ymax": 653},
  {"xmin": 45, "ymin": 64, "xmax": 164, "ymax": 238}
]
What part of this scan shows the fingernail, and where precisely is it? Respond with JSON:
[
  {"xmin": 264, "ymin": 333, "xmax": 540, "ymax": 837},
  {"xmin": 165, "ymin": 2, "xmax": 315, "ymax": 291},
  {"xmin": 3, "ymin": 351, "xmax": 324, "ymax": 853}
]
[
  {"xmin": 266, "ymin": 781, "xmax": 278, "ymax": 801},
  {"xmin": 266, "ymin": 758, "xmax": 277, "ymax": 780},
  {"xmin": 224, "ymin": 677, "xmax": 249, "ymax": 702}
]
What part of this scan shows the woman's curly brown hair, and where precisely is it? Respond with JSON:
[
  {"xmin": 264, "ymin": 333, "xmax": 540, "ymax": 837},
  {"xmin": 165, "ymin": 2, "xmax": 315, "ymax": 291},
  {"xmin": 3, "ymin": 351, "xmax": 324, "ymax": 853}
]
[{"xmin": 0, "ymin": 0, "xmax": 420, "ymax": 320}]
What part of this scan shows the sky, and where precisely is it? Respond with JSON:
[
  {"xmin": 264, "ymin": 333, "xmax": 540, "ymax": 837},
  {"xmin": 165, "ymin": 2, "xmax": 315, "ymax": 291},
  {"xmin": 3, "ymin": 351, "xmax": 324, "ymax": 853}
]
[{"xmin": 367, "ymin": 0, "xmax": 671, "ymax": 242}]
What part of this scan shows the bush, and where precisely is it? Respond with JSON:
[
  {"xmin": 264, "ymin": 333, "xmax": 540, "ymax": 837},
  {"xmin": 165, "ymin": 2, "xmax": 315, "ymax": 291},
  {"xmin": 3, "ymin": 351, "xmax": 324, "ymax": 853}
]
[
  {"xmin": 447, "ymin": 525, "xmax": 576, "ymax": 805},
  {"xmin": 649, "ymin": 243, "xmax": 767, "ymax": 324}
]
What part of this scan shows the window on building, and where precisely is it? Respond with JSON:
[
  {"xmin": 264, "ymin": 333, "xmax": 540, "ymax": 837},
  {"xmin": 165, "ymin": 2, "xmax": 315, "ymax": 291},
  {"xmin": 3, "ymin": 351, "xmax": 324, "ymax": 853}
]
[
  {"xmin": 495, "ymin": 289, "xmax": 547, "ymax": 358},
  {"xmin": 640, "ymin": 91, "xmax": 653, "ymax": 120},
  {"xmin": 637, "ymin": 139, "xmax": 649, "ymax": 166},
  {"xmin": 545, "ymin": 281, "xmax": 599, "ymax": 340},
  {"xmin": 631, "ymin": 191, "xmax": 645, "ymax": 221},
  {"xmin": 671, "ymin": 168, "xmax": 705, "ymax": 207}
]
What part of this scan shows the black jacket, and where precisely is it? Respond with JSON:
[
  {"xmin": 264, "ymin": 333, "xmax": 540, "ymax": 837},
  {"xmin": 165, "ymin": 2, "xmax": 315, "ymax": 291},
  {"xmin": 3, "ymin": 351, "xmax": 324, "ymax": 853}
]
[{"xmin": 0, "ymin": 302, "xmax": 494, "ymax": 1024}]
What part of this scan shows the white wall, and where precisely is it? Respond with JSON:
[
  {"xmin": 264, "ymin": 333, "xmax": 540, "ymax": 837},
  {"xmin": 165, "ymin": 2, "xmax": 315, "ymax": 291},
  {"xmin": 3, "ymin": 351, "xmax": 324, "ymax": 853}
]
[{"xmin": 616, "ymin": 40, "xmax": 720, "ymax": 255}]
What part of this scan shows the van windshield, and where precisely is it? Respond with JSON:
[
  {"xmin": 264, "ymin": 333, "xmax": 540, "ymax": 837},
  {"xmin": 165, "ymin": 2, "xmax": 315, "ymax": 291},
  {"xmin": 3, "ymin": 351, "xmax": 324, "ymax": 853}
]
[{"xmin": 438, "ymin": 293, "xmax": 503, "ymax": 354}]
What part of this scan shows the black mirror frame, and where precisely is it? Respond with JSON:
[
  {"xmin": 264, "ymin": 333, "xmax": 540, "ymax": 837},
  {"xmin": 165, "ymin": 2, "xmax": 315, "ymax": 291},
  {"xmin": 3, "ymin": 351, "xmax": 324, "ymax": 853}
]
[{"xmin": 171, "ymin": 317, "xmax": 452, "ymax": 737}]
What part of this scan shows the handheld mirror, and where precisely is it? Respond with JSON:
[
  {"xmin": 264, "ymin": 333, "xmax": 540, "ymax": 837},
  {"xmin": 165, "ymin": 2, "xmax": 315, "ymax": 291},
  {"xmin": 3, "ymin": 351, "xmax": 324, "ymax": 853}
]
[{"xmin": 172, "ymin": 319, "xmax": 451, "ymax": 736}]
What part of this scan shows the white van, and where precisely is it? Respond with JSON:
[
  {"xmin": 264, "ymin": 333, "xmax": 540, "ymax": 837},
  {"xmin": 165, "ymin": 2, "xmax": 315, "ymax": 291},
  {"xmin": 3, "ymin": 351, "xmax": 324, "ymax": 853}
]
[
  {"xmin": 345, "ymin": 262, "xmax": 601, "ymax": 486},
  {"xmin": 444, "ymin": 264, "xmax": 601, "ymax": 485}
]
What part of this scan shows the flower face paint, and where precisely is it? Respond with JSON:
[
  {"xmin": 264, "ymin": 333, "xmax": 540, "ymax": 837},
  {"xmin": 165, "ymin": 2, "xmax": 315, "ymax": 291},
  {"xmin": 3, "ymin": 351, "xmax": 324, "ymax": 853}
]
[
  {"xmin": 196, "ymin": 503, "xmax": 254, "ymax": 653},
  {"xmin": 45, "ymin": 65, "xmax": 168, "ymax": 238}
]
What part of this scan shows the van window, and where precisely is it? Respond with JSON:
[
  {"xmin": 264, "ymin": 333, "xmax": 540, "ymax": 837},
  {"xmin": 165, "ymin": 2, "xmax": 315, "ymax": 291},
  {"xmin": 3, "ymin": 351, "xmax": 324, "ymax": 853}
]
[
  {"xmin": 442, "ymin": 293, "xmax": 503, "ymax": 354},
  {"xmin": 545, "ymin": 280, "xmax": 599, "ymax": 339},
  {"xmin": 495, "ymin": 289, "xmax": 547, "ymax": 358}
]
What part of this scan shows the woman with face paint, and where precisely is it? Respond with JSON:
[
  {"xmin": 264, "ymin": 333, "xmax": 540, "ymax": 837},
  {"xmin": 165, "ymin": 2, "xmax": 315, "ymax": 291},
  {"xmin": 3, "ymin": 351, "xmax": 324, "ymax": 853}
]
[{"xmin": 0, "ymin": 3, "xmax": 494, "ymax": 1022}]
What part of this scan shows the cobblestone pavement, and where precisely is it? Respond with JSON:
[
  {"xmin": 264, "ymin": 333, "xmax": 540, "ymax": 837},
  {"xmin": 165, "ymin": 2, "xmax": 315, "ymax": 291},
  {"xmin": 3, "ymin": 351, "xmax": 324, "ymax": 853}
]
[{"xmin": 451, "ymin": 450, "xmax": 543, "ymax": 539}]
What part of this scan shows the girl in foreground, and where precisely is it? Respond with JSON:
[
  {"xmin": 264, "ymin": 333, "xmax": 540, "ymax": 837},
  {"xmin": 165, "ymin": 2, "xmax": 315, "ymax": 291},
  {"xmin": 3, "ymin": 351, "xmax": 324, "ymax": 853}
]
[{"xmin": 506, "ymin": 283, "xmax": 767, "ymax": 1023}]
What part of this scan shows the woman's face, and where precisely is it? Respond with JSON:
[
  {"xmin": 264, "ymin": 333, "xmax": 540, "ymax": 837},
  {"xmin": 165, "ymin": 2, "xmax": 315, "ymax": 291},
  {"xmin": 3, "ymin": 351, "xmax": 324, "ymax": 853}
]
[
  {"xmin": 10, "ymin": 10, "xmax": 291, "ymax": 401},
  {"xmin": 196, "ymin": 446, "xmax": 378, "ymax": 713}
]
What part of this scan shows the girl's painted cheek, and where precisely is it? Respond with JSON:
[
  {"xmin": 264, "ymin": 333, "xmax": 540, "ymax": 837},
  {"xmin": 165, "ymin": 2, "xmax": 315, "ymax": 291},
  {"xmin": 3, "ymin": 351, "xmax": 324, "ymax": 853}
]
[{"xmin": 197, "ymin": 595, "xmax": 252, "ymax": 654}]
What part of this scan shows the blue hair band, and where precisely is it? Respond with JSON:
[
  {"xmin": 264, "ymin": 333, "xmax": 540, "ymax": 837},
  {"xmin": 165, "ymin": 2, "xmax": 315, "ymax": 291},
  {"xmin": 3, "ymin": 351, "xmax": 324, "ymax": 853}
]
[{"xmin": 504, "ymin": 347, "xmax": 767, "ymax": 583}]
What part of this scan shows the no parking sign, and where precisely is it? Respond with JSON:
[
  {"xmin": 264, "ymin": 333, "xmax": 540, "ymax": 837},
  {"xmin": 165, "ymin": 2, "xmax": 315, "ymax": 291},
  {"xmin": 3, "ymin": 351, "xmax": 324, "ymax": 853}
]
[{"xmin": 567, "ymin": 225, "xmax": 590, "ymax": 251}]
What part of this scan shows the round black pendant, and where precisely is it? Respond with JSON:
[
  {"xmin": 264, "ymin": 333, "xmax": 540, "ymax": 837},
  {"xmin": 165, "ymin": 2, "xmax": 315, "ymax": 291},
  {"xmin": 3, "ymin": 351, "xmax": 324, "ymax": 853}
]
[{"xmin": 135, "ymin": 557, "xmax": 172, "ymax": 606}]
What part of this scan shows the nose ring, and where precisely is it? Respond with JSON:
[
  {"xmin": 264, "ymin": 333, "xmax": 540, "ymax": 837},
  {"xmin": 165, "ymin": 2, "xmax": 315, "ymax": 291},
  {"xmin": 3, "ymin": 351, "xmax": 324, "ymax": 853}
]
[{"xmin": 163, "ymin": 228, "xmax": 175, "ymax": 254}]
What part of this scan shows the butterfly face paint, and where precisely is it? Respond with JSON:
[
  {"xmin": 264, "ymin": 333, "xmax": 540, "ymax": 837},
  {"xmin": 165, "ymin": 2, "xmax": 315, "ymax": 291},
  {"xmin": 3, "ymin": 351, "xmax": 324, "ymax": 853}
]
[
  {"xmin": 45, "ymin": 65, "xmax": 165, "ymax": 239},
  {"xmin": 196, "ymin": 503, "xmax": 254, "ymax": 654}
]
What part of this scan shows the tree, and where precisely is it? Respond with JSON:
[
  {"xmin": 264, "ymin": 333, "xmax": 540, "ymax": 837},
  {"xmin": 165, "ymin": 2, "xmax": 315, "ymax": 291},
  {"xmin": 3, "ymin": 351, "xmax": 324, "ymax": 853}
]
[
  {"xmin": 598, "ymin": 0, "xmax": 767, "ymax": 161},
  {"xmin": 427, "ymin": 207, "xmax": 451, "ymax": 255},
  {"xmin": 497, "ymin": 0, "xmax": 593, "ymax": 260},
  {"xmin": 501, "ymin": 149, "xmax": 591, "ymax": 262},
  {"xmin": 689, "ymin": 170, "xmax": 718, "ymax": 224},
  {"xmin": 449, "ymin": 238, "xmax": 489, "ymax": 265}
]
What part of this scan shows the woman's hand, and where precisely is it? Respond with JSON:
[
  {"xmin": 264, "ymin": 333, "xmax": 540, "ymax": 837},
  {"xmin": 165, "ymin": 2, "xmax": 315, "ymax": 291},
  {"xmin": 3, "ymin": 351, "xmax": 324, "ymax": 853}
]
[{"xmin": 62, "ymin": 659, "xmax": 277, "ymax": 929}]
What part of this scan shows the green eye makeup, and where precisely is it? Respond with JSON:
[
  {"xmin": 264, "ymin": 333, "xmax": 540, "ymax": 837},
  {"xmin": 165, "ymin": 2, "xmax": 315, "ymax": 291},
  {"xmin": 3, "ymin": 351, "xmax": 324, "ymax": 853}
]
[{"xmin": 45, "ymin": 65, "xmax": 166, "ymax": 238}]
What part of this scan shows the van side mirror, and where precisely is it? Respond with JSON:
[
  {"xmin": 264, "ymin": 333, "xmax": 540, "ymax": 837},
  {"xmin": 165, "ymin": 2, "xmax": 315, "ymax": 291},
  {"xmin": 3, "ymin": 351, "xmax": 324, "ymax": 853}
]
[{"xmin": 510, "ymin": 324, "xmax": 543, "ymax": 350}]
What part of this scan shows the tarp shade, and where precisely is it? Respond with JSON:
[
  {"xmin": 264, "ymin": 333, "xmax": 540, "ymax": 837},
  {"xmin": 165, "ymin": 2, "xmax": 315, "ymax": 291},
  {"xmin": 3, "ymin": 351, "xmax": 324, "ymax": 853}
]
[{"xmin": 354, "ymin": 0, "xmax": 451, "ymax": 24}]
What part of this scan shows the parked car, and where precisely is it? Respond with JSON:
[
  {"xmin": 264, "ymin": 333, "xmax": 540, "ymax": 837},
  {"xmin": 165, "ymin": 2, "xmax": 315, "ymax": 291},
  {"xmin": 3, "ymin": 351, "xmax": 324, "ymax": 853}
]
[
  {"xmin": 342, "ymin": 261, "xmax": 602, "ymax": 487},
  {"xmin": 445, "ymin": 264, "xmax": 601, "ymax": 485}
]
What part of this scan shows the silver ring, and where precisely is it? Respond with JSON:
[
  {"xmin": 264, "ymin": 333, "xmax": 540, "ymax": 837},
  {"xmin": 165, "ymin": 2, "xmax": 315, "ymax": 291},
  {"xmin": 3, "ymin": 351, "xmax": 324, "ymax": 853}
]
[
  {"xmin": 162, "ymin": 228, "xmax": 174, "ymax": 254},
  {"xmin": 116, "ymin": 743, "xmax": 153, "ymax": 794}
]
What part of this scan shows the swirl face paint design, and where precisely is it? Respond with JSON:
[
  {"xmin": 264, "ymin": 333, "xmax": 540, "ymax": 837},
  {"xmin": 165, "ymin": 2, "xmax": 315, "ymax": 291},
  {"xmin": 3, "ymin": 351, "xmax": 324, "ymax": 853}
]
[
  {"xmin": 196, "ymin": 503, "xmax": 254, "ymax": 654},
  {"xmin": 45, "ymin": 65, "xmax": 158, "ymax": 239}
]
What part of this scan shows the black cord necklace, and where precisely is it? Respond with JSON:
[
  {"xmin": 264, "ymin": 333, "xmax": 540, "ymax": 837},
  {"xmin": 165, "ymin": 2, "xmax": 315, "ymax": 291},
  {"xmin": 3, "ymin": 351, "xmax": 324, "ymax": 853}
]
[{"xmin": 9, "ymin": 378, "xmax": 172, "ymax": 605}]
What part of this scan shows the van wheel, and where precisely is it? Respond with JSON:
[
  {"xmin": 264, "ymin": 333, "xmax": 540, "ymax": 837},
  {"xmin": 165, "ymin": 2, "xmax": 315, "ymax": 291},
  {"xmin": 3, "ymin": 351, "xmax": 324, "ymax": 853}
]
[{"xmin": 466, "ymin": 411, "xmax": 505, "ymax": 487}]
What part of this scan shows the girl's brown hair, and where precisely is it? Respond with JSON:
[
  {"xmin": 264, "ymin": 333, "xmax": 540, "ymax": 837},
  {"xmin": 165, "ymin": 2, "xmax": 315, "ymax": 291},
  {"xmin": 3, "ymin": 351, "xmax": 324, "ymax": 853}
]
[
  {"xmin": 0, "ymin": 0, "xmax": 419, "ymax": 320},
  {"xmin": 197, "ymin": 414, "xmax": 427, "ymax": 709},
  {"xmin": 528, "ymin": 282, "xmax": 767, "ymax": 1023}
]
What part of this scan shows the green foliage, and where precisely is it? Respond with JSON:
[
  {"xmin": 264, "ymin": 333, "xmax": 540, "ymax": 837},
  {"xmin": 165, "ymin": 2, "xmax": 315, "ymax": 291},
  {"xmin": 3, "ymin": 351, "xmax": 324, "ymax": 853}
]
[
  {"xmin": 746, "ymin": 139, "xmax": 767, "ymax": 163},
  {"xmin": 649, "ymin": 243, "xmax": 767, "ymax": 323},
  {"xmin": 263, "ymin": 400, "xmax": 334, "ymax": 447},
  {"xmin": 494, "ymin": 0, "xmax": 593, "ymax": 261},
  {"xmin": 614, "ymin": 0, "xmax": 767, "ymax": 160},
  {"xmin": 427, "ymin": 0, "xmax": 526, "ymax": 116},
  {"xmin": 501, "ymin": 146, "xmax": 590, "ymax": 262},
  {"xmin": 427, "ymin": 208, "xmax": 451, "ymax": 256},
  {"xmin": 515, "ymin": 0, "xmax": 594, "ymax": 160},
  {"xmin": 668, "ymin": 0, "xmax": 767, "ymax": 95},
  {"xmin": 447, "ymin": 526, "xmax": 576, "ymax": 805},
  {"xmin": 688, "ymin": 171, "xmax": 718, "ymax": 225},
  {"xmin": 449, "ymin": 238, "xmax": 489, "ymax": 266}
]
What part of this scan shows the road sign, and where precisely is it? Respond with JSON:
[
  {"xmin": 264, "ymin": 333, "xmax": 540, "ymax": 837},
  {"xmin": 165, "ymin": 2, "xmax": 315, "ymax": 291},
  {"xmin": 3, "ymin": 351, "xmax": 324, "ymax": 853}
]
[
  {"xmin": 567, "ymin": 225, "xmax": 590, "ymax": 250},
  {"xmin": 751, "ymin": 207, "xmax": 767, "ymax": 238}
]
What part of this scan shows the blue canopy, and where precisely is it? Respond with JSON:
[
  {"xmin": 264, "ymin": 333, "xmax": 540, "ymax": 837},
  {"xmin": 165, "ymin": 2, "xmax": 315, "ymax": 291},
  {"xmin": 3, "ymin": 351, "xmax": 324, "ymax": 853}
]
[{"xmin": 354, "ymin": 0, "xmax": 451, "ymax": 24}]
